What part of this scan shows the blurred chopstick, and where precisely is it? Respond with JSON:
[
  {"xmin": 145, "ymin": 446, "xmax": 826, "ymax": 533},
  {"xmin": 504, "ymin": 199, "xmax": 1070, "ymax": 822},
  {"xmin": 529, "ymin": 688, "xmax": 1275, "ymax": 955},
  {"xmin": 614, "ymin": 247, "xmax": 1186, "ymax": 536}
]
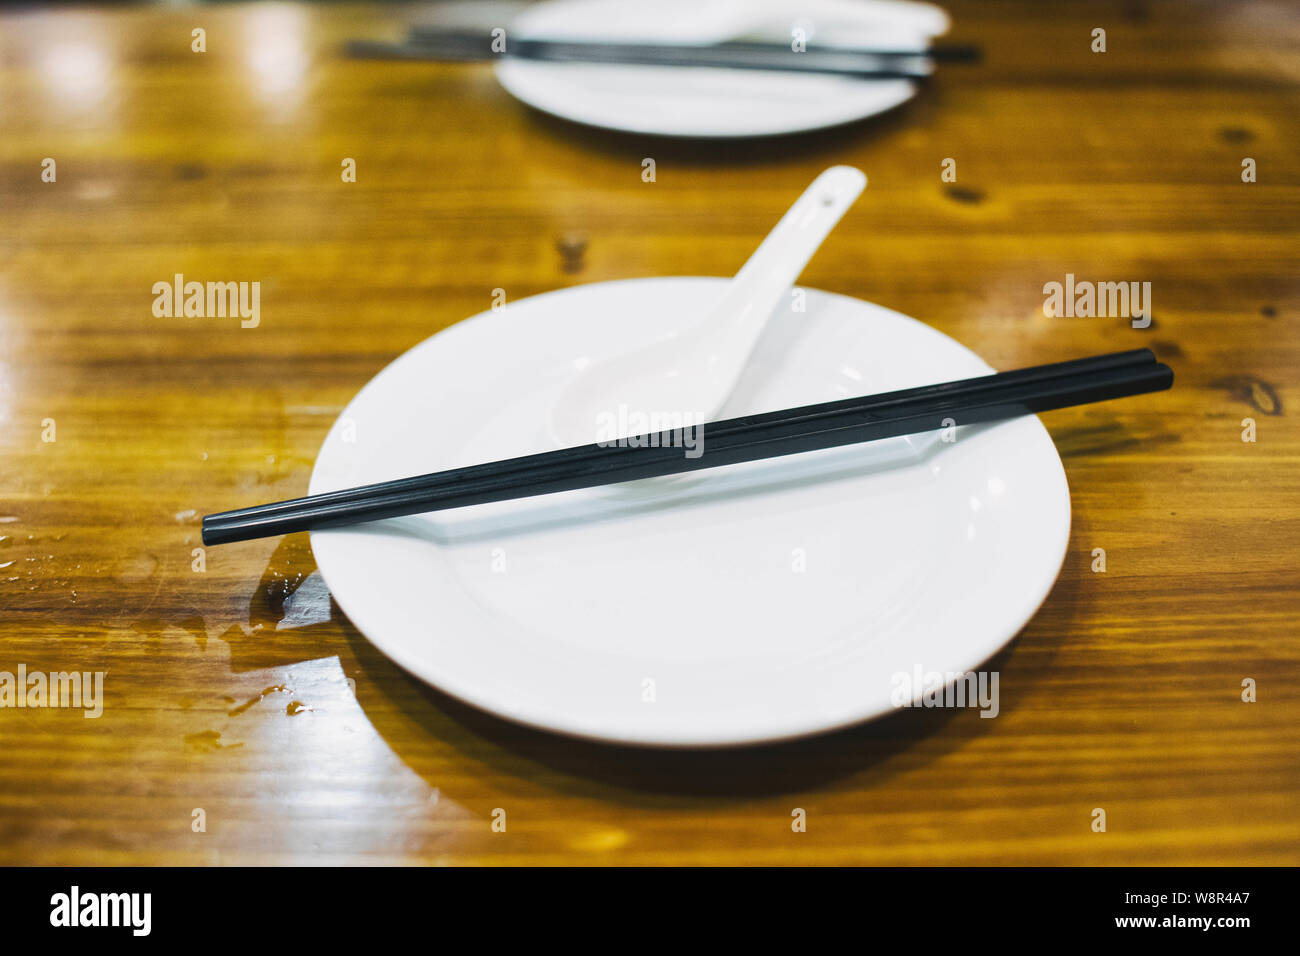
[
  {"xmin": 201, "ymin": 349, "xmax": 1171, "ymax": 546},
  {"xmin": 347, "ymin": 30, "xmax": 981, "ymax": 80}
]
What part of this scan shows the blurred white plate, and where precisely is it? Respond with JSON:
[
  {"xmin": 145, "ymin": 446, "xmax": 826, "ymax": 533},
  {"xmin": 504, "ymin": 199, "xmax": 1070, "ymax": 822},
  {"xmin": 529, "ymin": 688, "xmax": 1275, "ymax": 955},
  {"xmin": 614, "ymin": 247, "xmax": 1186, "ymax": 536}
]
[
  {"xmin": 495, "ymin": 0, "xmax": 951, "ymax": 137},
  {"xmin": 308, "ymin": 278, "xmax": 1070, "ymax": 747}
]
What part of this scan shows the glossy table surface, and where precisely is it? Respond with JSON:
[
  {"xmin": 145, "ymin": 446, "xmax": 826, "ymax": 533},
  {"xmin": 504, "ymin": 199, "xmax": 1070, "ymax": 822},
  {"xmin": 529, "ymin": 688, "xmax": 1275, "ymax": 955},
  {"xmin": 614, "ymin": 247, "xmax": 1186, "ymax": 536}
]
[{"xmin": 1, "ymin": 0, "xmax": 1297, "ymax": 865}]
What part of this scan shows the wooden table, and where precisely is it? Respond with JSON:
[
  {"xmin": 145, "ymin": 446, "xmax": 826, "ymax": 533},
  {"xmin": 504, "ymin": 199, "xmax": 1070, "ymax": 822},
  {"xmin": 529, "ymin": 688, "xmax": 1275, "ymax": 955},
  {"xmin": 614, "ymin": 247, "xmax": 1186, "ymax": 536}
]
[{"xmin": 1, "ymin": 0, "xmax": 1296, "ymax": 866}]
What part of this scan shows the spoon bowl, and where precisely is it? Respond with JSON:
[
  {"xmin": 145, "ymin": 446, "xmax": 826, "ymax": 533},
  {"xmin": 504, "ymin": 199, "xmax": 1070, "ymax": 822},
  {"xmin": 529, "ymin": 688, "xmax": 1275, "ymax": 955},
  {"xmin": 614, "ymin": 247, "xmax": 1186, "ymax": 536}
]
[{"xmin": 547, "ymin": 165, "xmax": 867, "ymax": 450}]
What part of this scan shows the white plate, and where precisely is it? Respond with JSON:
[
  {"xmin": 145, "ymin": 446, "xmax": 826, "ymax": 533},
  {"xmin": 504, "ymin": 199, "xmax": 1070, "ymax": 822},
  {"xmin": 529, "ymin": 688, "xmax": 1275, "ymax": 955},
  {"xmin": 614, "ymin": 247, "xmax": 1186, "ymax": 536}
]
[
  {"xmin": 309, "ymin": 278, "xmax": 1070, "ymax": 747},
  {"xmin": 495, "ymin": 0, "xmax": 951, "ymax": 138}
]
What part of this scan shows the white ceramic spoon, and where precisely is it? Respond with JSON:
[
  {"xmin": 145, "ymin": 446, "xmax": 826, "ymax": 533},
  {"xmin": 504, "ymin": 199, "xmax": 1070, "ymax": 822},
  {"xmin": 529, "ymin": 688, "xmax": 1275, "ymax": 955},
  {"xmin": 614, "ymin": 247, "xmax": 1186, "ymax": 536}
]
[{"xmin": 548, "ymin": 165, "xmax": 867, "ymax": 448}]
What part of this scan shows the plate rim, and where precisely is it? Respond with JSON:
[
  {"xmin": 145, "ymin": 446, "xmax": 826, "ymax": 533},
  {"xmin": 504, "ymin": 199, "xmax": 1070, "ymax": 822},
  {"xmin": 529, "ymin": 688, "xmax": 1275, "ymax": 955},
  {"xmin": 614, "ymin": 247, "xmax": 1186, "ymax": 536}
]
[{"xmin": 493, "ymin": 58, "xmax": 921, "ymax": 139}]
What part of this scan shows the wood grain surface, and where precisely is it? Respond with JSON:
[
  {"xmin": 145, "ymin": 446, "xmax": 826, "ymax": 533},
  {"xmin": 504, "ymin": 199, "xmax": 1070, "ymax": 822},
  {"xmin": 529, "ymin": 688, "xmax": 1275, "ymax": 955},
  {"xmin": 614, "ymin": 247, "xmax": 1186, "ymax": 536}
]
[{"xmin": 0, "ymin": 0, "xmax": 1297, "ymax": 865}]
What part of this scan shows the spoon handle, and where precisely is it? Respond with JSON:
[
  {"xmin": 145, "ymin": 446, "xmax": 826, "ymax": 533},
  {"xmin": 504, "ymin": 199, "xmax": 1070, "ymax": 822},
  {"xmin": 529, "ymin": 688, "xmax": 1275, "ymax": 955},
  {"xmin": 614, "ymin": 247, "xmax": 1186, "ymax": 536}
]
[
  {"xmin": 736, "ymin": 165, "xmax": 867, "ymax": 287},
  {"xmin": 705, "ymin": 165, "xmax": 867, "ymax": 395}
]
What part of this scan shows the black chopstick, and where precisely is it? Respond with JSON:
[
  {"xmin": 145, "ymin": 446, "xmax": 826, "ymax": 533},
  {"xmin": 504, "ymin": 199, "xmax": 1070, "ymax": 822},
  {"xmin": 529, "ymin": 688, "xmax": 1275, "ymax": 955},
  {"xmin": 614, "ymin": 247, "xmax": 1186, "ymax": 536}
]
[
  {"xmin": 202, "ymin": 350, "xmax": 1171, "ymax": 546},
  {"xmin": 349, "ymin": 32, "xmax": 980, "ymax": 80},
  {"xmin": 207, "ymin": 347, "xmax": 1158, "ymax": 527}
]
